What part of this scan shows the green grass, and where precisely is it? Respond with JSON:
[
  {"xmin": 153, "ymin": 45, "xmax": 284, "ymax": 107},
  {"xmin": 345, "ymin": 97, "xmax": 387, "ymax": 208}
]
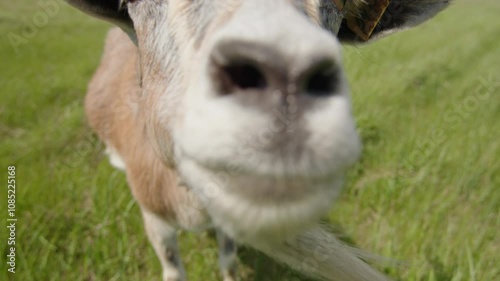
[{"xmin": 1, "ymin": 0, "xmax": 499, "ymax": 280}]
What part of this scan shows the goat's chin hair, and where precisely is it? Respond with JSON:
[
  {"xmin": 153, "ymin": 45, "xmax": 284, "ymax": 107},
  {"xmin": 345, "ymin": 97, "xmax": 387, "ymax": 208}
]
[{"xmin": 253, "ymin": 224, "xmax": 393, "ymax": 281}]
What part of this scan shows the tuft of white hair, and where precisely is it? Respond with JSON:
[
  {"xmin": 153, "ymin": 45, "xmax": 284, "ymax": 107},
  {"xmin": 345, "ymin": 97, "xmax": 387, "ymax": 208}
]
[{"xmin": 253, "ymin": 225, "xmax": 392, "ymax": 281}]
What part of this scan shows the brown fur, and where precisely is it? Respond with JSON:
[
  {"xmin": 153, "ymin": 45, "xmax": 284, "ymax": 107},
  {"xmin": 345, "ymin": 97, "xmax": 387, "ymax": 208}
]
[{"xmin": 85, "ymin": 28, "xmax": 205, "ymax": 227}]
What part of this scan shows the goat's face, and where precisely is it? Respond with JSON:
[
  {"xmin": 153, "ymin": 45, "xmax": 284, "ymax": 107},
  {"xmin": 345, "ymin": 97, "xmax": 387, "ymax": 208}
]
[
  {"xmin": 67, "ymin": 0, "xmax": 450, "ymax": 242},
  {"xmin": 126, "ymin": 0, "xmax": 359, "ymax": 241}
]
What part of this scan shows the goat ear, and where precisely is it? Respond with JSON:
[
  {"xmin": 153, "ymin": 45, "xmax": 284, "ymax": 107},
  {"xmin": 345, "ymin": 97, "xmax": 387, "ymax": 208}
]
[
  {"xmin": 336, "ymin": 0, "xmax": 451, "ymax": 43},
  {"xmin": 64, "ymin": 0, "xmax": 134, "ymax": 37}
]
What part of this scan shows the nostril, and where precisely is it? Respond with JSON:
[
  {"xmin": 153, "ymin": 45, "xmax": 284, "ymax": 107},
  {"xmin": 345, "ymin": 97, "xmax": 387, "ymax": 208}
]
[
  {"xmin": 209, "ymin": 40, "xmax": 273, "ymax": 95},
  {"xmin": 221, "ymin": 63, "xmax": 267, "ymax": 92},
  {"xmin": 303, "ymin": 62, "xmax": 339, "ymax": 97}
]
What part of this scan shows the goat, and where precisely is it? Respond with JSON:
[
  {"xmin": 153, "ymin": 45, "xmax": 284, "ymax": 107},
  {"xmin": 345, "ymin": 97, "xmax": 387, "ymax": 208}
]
[{"xmin": 64, "ymin": 0, "xmax": 451, "ymax": 280}]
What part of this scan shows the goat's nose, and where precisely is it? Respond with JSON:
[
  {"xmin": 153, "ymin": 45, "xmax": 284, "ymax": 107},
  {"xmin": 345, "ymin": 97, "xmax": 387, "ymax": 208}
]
[{"xmin": 208, "ymin": 40, "xmax": 341, "ymax": 98}]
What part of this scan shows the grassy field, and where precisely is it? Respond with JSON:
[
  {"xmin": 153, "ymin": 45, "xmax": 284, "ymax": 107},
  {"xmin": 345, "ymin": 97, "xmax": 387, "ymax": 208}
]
[{"xmin": 0, "ymin": 0, "xmax": 498, "ymax": 280}]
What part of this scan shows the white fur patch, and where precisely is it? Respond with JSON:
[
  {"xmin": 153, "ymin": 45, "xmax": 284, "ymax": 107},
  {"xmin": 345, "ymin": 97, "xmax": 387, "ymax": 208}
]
[
  {"xmin": 105, "ymin": 145, "xmax": 126, "ymax": 171},
  {"xmin": 177, "ymin": 156, "xmax": 344, "ymax": 243}
]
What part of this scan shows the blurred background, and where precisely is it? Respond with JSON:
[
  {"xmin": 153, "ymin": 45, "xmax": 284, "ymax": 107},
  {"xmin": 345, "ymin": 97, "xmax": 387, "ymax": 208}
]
[{"xmin": 0, "ymin": 0, "xmax": 498, "ymax": 280}]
